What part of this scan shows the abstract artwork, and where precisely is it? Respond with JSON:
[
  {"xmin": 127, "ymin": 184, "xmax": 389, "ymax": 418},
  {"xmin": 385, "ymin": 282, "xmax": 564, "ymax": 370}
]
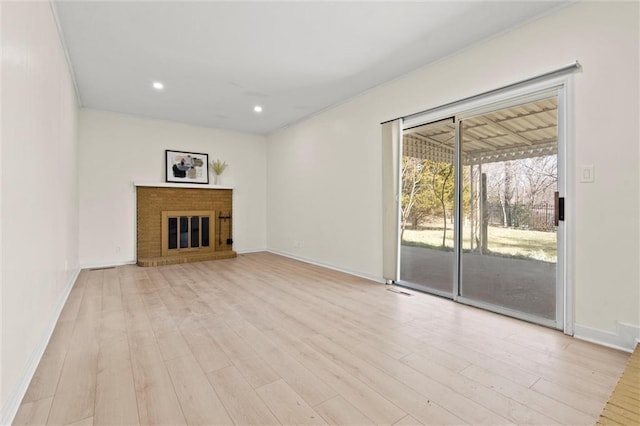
[{"xmin": 165, "ymin": 150, "xmax": 209, "ymax": 184}]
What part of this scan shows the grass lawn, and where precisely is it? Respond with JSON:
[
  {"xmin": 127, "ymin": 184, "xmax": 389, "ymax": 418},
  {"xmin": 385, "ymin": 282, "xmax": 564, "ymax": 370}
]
[{"xmin": 402, "ymin": 225, "xmax": 557, "ymax": 262}]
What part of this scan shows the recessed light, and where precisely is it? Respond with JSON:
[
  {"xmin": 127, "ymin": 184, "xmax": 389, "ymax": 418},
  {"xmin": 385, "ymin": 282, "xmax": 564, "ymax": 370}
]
[
  {"xmin": 152, "ymin": 81, "xmax": 164, "ymax": 90},
  {"xmin": 253, "ymin": 105, "xmax": 263, "ymax": 113}
]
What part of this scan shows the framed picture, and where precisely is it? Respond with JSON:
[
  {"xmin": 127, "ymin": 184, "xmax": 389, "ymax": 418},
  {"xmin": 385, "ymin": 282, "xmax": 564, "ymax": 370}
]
[{"xmin": 166, "ymin": 150, "xmax": 209, "ymax": 184}]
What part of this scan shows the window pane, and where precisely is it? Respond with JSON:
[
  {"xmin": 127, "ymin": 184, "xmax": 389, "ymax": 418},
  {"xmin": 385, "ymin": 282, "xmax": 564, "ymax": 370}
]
[
  {"xmin": 459, "ymin": 97, "xmax": 558, "ymax": 321},
  {"xmin": 168, "ymin": 217, "xmax": 178, "ymax": 249},
  {"xmin": 191, "ymin": 216, "xmax": 200, "ymax": 247},
  {"xmin": 180, "ymin": 216, "xmax": 189, "ymax": 248},
  {"xmin": 400, "ymin": 119, "xmax": 456, "ymax": 296},
  {"xmin": 202, "ymin": 217, "xmax": 210, "ymax": 247}
]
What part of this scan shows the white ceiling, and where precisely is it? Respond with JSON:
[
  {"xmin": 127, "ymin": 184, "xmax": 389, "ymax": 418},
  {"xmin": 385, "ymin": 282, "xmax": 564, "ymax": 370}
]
[{"xmin": 53, "ymin": 1, "xmax": 568, "ymax": 135}]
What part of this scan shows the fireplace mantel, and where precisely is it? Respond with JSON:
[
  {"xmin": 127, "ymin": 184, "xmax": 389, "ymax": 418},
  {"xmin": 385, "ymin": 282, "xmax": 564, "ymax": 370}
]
[{"xmin": 134, "ymin": 181, "xmax": 233, "ymax": 190}]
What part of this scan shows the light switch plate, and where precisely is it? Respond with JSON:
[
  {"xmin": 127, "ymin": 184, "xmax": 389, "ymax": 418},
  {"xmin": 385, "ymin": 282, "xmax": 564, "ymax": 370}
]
[{"xmin": 580, "ymin": 165, "xmax": 595, "ymax": 183}]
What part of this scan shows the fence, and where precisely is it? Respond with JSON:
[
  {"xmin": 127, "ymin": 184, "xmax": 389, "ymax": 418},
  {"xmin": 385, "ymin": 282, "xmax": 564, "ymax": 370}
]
[{"xmin": 486, "ymin": 201, "xmax": 556, "ymax": 231}]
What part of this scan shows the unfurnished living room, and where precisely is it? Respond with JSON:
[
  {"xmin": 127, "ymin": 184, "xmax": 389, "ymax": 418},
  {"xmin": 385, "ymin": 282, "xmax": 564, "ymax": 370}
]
[{"xmin": 2, "ymin": 1, "xmax": 639, "ymax": 425}]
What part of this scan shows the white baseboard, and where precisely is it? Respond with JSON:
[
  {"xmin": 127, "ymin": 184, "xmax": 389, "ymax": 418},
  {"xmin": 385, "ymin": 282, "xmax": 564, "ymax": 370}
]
[
  {"xmin": 267, "ymin": 249, "xmax": 385, "ymax": 284},
  {"xmin": 0, "ymin": 268, "xmax": 81, "ymax": 426},
  {"xmin": 79, "ymin": 259, "xmax": 137, "ymax": 270},
  {"xmin": 574, "ymin": 321, "xmax": 640, "ymax": 353},
  {"xmin": 236, "ymin": 248, "xmax": 268, "ymax": 254}
]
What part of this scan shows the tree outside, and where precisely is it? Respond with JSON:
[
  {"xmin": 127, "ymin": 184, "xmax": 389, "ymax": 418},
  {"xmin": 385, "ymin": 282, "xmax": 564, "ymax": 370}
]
[{"xmin": 401, "ymin": 154, "xmax": 557, "ymax": 262}]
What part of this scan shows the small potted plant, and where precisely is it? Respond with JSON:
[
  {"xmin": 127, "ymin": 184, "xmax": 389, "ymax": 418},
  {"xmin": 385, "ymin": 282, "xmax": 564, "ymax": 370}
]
[{"xmin": 210, "ymin": 159, "xmax": 228, "ymax": 185}]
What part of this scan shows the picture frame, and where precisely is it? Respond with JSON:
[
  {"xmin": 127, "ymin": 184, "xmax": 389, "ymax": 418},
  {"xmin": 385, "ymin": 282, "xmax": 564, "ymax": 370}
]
[{"xmin": 165, "ymin": 150, "xmax": 209, "ymax": 184}]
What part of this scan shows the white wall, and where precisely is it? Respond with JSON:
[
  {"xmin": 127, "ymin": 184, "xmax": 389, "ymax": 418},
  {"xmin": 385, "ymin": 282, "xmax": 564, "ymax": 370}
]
[
  {"xmin": 78, "ymin": 109, "xmax": 267, "ymax": 266},
  {"xmin": 267, "ymin": 2, "xmax": 639, "ymax": 346},
  {"xmin": 1, "ymin": 1, "xmax": 79, "ymax": 422},
  {"xmin": 0, "ymin": 0, "xmax": 4, "ymax": 412}
]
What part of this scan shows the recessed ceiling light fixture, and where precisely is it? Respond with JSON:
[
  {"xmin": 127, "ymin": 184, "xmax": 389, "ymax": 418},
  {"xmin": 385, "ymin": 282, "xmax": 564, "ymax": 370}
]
[
  {"xmin": 253, "ymin": 105, "xmax": 263, "ymax": 113},
  {"xmin": 152, "ymin": 81, "xmax": 164, "ymax": 90}
]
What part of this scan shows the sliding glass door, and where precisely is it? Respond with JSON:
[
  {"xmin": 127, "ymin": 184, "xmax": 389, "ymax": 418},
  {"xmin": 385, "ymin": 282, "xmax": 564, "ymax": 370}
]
[
  {"xmin": 397, "ymin": 89, "xmax": 564, "ymax": 328},
  {"xmin": 458, "ymin": 96, "xmax": 559, "ymax": 324}
]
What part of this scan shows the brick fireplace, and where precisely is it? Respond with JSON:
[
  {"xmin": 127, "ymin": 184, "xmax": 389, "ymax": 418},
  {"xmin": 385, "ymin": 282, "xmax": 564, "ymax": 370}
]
[{"xmin": 136, "ymin": 183, "xmax": 237, "ymax": 266}]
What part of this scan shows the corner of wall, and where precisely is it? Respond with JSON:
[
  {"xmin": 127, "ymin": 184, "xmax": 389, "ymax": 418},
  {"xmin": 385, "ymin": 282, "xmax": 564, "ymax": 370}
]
[{"xmin": 77, "ymin": 110, "xmax": 268, "ymax": 265}]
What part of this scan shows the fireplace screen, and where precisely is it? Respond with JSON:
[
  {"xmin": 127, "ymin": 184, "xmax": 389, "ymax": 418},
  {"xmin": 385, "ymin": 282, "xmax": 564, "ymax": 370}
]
[{"xmin": 162, "ymin": 210, "xmax": 214, "ymax": 256}]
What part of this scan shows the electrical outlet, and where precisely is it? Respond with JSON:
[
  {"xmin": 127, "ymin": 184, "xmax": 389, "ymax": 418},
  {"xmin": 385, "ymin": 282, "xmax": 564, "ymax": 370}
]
[{"xmin": 116, "ymin": 246, "xmax": 121, "ymax": 253}]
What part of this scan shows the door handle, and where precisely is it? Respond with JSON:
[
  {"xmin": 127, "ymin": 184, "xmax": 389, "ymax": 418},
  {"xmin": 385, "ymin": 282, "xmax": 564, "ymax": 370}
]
[{"xmin": 554, "ymin": 192, "xmax": 565, "ymax": 226}]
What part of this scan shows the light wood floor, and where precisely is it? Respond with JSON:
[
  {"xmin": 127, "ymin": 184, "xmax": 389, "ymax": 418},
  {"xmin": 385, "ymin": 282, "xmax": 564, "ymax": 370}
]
[
  {"xmin": 598, "ymin": 344, "xmax": 640, "ymax": 425},
  {"xmin": 14, "ymin": 252, "xmax": 629, "ymax": 425}
]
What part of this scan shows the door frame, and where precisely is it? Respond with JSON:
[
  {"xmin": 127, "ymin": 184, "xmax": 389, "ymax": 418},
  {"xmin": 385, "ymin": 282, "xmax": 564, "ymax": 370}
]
[{"xmin": 398, "ymin": 74, "xmax": 574, "ymax": 334}]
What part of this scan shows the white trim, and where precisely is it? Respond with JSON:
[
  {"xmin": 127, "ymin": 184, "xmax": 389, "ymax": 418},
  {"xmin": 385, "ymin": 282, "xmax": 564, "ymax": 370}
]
[
  {"xmin": 574, "ymin": 322, "xmax": 640, "ymax": 353},
  {"xmin": 133, "ymin": 182, "xmax": 233, "ymax": 190},
  {"xmin": 561, "ymin": 75, "xmax": 575, "ymax": 336},
  {"xmin": 0, "ymin": 268, "xmax": 81, "ymax": 426},
  {"xmin": 555, "ymin": 80, "xmax": 567, "ymax": 331},
  {"xmin": 267, "ymin": 249, "xmax": 385, "ymax": 284},
  {"xmin": 48, "ymin": 1, "xmax": 82, "ymax": 106},
  {"xmin": 80, "ymin": 259, "xmax": 137, "ymax": 270},
  {"xmin": 236, "ymin": 248, "xmax": 268, "ymax": 254}
]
